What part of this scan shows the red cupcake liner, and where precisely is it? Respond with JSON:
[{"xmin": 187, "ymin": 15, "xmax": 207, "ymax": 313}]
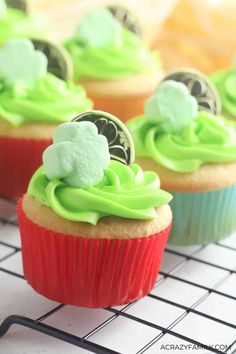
[
  {"xmin": 0, "ymin": 136, "xmax": 51, "ymax": 199},
  {"xmin": 17, "ymin": 199, "xmax": 171, "ymax": 308}
]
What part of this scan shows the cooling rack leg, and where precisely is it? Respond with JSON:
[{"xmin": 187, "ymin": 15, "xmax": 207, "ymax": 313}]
[
  {"xmin": 0, "ymin": 315, "xmax": 118, "ymax": 354},
  {"xmin": 0, "ymin": 315, "xmax": 19, "ymax": 336}
]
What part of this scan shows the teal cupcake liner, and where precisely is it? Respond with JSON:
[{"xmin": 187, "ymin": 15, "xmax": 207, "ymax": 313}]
[{"xmin": 168, "ymin": 184, "xmax": 236, "ymax": 245}]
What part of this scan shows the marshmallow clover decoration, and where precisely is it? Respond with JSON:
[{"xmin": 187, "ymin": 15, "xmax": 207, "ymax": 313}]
[
  {"xmin": 0, "ymin": 39, "xmax": 47, "ymax": 86},
  {"xmin": 43, "ymin": 121, "xmax": 110, "ymax": 188},
  {"xmin": 145, "ymin": 80, "xmax": 198, "ymax": 134},
  {"xmin": 76, "ymin": 8, "xmax": 122, "ymax": 48}
]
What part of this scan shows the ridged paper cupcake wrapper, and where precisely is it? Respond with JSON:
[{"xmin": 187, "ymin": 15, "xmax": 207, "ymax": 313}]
[
  {"xmin": 17, "ymin": 199, "xmax": 171, "ymax": 308},
  {"xmin": 168, "ymin": 184, "xmax": 236, "ymax": 246},
  {"xmin": 0, "ymin": 136, "xmax": 51, "ymax": 198}
]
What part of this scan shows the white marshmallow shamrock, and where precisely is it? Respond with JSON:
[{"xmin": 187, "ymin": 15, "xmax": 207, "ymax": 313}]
[
  {"xmin": 76, "ymin": 8, "xmax": 122, "ymax": 48},
  {"xmin": 43, "ymin": 121, "xmax": 110, "ymax": 188},
  {"xmin": 0, "ymin": 39, "xmax": 48, "ymax": 85},
  {"xmin": 145, "ymin": 80, "xmax": 198, "ymax": 133}
]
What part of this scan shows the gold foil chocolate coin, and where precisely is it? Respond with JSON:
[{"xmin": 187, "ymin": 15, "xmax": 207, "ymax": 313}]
[
  {"xmin": 73, "ymin": 110, "xmax": 135, "ymax": 165},
  {"xmin": 107, "ymin": 4, "xmax": 141, "ymax": 36},
  {"xmin": 6, "ymin": 0, "xmax": 27, "ymax": 12},
  {"xmin": 31, "ymin": 39, "xmax": 73, "ymax": 81},
  {"xmin": 162, "ymin": 69, "xmax": 221, "ymax": 115}
]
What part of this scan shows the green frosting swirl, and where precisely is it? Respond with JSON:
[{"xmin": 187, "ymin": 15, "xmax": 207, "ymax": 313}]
[
  {"xmin": 64, "ymin": 29, "xmax": 160, "ymax": 80},
  {"xmin": 0, "ymin": 8, "xmax": 46, "ymax": 46},
  {"xmin": 0, "ymin": 73, "xmax": 92, "ymax": 126},
  {"xmin": 28, "ymin": 160, "xmax": 172, "ymax": 225},
  {"xmin": 210, "ymin": 69, "xmax": 236, "ymax": 118},
  {"xmin": 127, "ymin": 112, "xmax": 236, "ymax": 173}
]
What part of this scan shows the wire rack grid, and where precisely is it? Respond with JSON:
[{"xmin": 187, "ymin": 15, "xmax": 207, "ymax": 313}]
[{"xmin": 0, "ymin": 196, "xmax": 236, "ymax": 354}]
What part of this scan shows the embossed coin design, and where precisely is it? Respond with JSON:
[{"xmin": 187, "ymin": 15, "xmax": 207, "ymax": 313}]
[
  {"xmin": 73, "ymin": 111, "xmax": 135, "ymax": 165},
  {"xmin": 6, "ymin": 0, "xmax": 27, "ymax": 12},
  {"xmin": 107, "ymin": 4, "xmax": 141, "ymax": 36},
  {"xmin": 31, "ymin": 39, "xmax": 73, "ymax": 81},
  {"xmin": 163, "ymin": 69, "xmax": 221, "ymax": 115}
]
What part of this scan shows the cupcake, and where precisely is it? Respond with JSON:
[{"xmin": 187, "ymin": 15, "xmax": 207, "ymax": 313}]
[
  {"xmin": 0, "ymin": 0, "xmax": 46, "ymax": 46},
  {"xmin": 127, "ymin": 70, "xmax": 236, "ymax": 245},
  {"xmin": 210, "ymin": 64, "xmax": 236, "ymax": 120},
  {"xmin": 64, "ymin": 7, "xmax": 162, "ymax": 122},
  {"xmin": 17, "ymin": 110, "xmax": 172, "ymax": 308},
  {"xmin": 0, "ymin": 39, "xmax": 92, "ymax": 198}
]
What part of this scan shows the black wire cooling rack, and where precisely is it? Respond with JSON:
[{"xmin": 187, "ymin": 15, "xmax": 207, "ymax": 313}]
[{"xmin": 0, "ymin": 196, "xmax": 236, "ymax": 354}]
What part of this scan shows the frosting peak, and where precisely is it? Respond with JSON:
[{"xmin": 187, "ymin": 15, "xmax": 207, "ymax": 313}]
[
  {"xmin": 64, "ymin": 9, "xmax": 160, "ymax": 80},
  {"xmin": 210, "ymin": 69, "xmax": 236, "ymax": 118},
  {"xmin": 29, "ymin": 161, "xmax": 172, "ymax": 225},
  {"xmin": 0, "ymin": 74, "xmax": 92, "ymax": 126},
  {"xmin": 127, "ymin": 112, "xmax": 236, "ymax": 173},
  {"xmin": 0, "ymin": 8, "xmax": 46, "ymax": 46}
]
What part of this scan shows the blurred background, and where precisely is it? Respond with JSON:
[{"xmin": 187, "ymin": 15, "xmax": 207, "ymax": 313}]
[{"xmin": 30, "ymin": 0, "xmax": 236, "ymax": 74}]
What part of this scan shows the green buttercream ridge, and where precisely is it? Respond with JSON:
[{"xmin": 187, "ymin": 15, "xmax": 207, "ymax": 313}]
[
  {"xmin": 64, "ymin": 29, "xmax": 160, "ymax": 80},
  {"xmin": 28, "ymin": 160, "xmax": 172, "ymax": 225},
  {"xmin": 210, "ymin": 69, "xmax": 236, "ymax": 118},
  {"xmin": 127, "ymin": 112, "xmax": 236, "ymax": 173},
  {"xmin": 0, "ymin": 73, "xmax": 92, "ymax": 126},
  {"xmin": 0, "ymin": 8, "xmax": 46, "ymax": 46}
]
